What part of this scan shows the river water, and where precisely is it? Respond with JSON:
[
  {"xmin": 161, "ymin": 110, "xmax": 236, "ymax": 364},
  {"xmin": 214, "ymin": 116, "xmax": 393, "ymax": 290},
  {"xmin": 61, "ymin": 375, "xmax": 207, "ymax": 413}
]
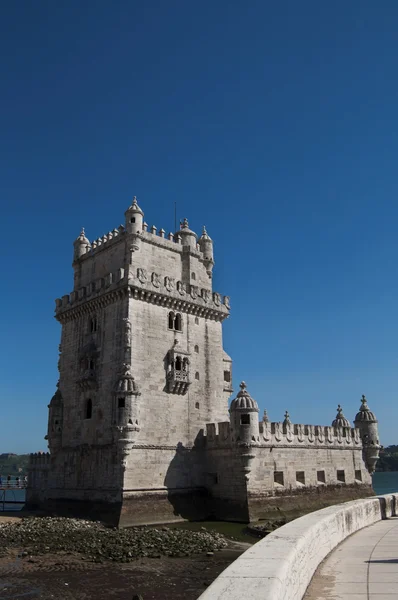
[{"xmin": 0, "ymin": 472, "xmax": 397, "ymax": 514}]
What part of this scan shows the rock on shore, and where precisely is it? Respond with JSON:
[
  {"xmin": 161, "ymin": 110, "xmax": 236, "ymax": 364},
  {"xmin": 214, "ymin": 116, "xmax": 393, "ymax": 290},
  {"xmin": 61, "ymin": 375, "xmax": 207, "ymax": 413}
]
[{"xmin": 0, "ymin": 517, "xmax": 227, "ymax": 562}]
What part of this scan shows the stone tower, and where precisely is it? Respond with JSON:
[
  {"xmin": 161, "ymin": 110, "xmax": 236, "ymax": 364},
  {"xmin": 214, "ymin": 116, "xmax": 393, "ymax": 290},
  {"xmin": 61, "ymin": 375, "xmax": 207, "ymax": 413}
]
[{"xmin": 40, "ymin": 198, "xmax": 233, "ymax": 524}]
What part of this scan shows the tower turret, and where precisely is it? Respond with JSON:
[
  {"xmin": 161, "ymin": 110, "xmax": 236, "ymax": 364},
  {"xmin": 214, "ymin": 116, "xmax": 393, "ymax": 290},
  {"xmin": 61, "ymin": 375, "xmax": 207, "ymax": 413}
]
[
  {"xmin": 354, "ymin": 395, "xmax": 380, "ymax": 474},
  {"xmin": 177, "ymin": 218, "xmax": 197, "ymax": 250},
  {"xmin": 332, "ymin": 405, "xmax": 351, "ymax": 428},
  {"xmin": 125, "ymin": 196, "xmax": 144, "ymax": 235},
  {"xmin": 229, "ymin": 382, "xmax": 260, "ymax": 444},
  {"xmin": 198, "ymin": 226, "xmax": 214, "ymax": 278},
  {"xmin": 45, "ymin": 383, "xmax": 63, "ymax": 453},
  {"xmin": 73, "ymin": 228, "xmax": 90, "ymax": 262}
]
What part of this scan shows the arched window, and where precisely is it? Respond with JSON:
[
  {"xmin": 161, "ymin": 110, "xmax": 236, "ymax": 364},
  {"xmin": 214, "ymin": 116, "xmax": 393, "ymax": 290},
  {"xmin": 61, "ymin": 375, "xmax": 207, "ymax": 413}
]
[
  {"xmin": 174, "ymin": 313, "xmax": 182, "ymax": 331},
  {"xmin": 191, "ymin": 272, "xmax": 196, "ymax": 280},
  {"xmin": 175, "ymin": 356, "xmax": 182, "ymax": 371},
  {"xmin": 85, "ymin": 398, "xmax": 92, "ymax": 420},
  {"xmin": 168, "ymin": 311, "xmax": 175, "ymax": 329},
  {"xmin": 194, "ymin": 345, "xmax": 199, "ymax": 353},
  {"xmin": 183, "ymin": 358, "xmax": 189, "ymax": 372},
  {"xmin": 195, "ymin": 317, "xmax": 199, "ymax": 325},
  {"xmin": 195, "ymin": 402, "xmax": 199, "ymax": 409},
  {"xmin": 90, "ymin": 317, "xmax": 98, "ymax": 333},
  {"xmin": 195, "ymin": 371, "xmax": 200, "ymax": 380}
]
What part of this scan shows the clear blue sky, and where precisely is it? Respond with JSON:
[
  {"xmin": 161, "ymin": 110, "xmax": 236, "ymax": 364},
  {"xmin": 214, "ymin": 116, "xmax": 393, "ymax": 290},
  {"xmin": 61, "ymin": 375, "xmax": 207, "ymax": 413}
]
[{"xmin": 1, "ymin": 1, "xmax": 398, "ymax": 452}]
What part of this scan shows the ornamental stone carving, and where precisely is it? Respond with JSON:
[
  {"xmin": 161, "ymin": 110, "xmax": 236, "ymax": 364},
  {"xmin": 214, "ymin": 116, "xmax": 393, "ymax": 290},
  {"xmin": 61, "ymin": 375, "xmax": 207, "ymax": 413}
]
[
  {"xmin": 262, "ymin": 421, "xmax": 271, "ymax": 441},
  {"xmin": 297, "ymin": 423, "xmax": 304, "ymax": 442},
  {"xmin": 122, "ymin": 318, "xmax": 132, "ymax": 349},
  {"xmin": 326, "ymin": 426, "xmax": 334, "ymax": 443},
  {"xmin": 316, "ymin": 425, "xmax": 325, "ymax": 443},
  {"xmin": 177, "ymin": 281, "xmax": 186, "ymax": 296},
  {"xmin": 201, "ymin": 289, "xmax": 210, "ymax": 303},
  {"xmin": 213, "ymin": 292, "xmax": 221, "ymax": 306},
  {"xmin": 190, "ymin": 285, "xmax": 198, "ymax": 300},
  {"xmin": 164, "ymin": 276, "xmax": 176, "ymax": 292},
  {"xmin": 307, "ymin": 425, "xmax": 315, "ymax": 443},
  {"xmin": 274, "ymin": 422, "xmax": 282, "ymax": 442},
  {"xmin": 137, "ymin": 268, "xmax": 147, "ymax": 283},
  {"xmin": 224, "ymin": 296, "xmax": 231, "ymax": 309},
  {"xmin": 152, "ymin": 272, "xmax": 161, "ymax": 288}
]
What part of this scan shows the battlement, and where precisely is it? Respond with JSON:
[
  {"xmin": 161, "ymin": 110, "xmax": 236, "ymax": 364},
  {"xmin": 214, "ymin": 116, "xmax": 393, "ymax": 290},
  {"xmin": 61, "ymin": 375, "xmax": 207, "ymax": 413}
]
[
  {"xmin": 29, "ymin": 452, "xmax": 51, "ymax": 467},
  {"xmin": 75, "ymin": 221, "xmax": 207, "ymax": 261},
  {"xmin": 204, "ymin": 420, "xmax": 363, "ymax": 448},
  {"xmin": 55, "ymin": 265, "xmax": 230, "ymax": 320}
]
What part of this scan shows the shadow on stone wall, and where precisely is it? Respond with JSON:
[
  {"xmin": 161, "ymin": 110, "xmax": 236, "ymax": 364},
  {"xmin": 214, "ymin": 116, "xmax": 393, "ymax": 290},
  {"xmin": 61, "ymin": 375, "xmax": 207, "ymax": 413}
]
[{"xmin": 163, "ymin": 441, "xmax": 210, "ymax": 521}]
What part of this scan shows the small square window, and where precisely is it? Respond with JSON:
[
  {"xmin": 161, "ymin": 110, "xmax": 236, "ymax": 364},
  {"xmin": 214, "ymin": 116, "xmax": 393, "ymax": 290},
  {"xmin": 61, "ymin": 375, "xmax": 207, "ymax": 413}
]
[
  {"xmin": 240, "ymin": 414, "xmax": 250, "ymax": 425},
  {"xmin": 337, "ymin": 470, "xmax": 345, "ymax": 483},
  {"xmin": 317, "ymin": 470, "xmax": 326, "ymax": 484}
]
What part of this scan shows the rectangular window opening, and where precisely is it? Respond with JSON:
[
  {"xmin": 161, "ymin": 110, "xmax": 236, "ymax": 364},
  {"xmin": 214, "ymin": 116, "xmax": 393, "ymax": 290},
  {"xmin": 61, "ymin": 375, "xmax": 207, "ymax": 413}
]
[
  {"xmin": 296, "ymin": 471, "xmax": 305, "ymax": 485},
  {"xmin": 274, "ymin": 471, "xmax": 284, "ymax": 486},
  {"xmin": 355, "ymin": 470, "xmax": 362, "ymax": 482},
  {"xmin": 337, "ymin": 469, "xmax": 345, "ymax": 483},
  {"xmin": 118, "ymin": 398, "xmax": 125, "ymax": 408},
  {"xmin": 240, "ymin": 414, "xmax": 250, "ymax": 425},
  {"xmin": 317, "ymin": 470, "xmax": 326, "ymax": 484},
  {"xmin": 224, "ymin": 370, "xmax": 231, "ymax": 382}
]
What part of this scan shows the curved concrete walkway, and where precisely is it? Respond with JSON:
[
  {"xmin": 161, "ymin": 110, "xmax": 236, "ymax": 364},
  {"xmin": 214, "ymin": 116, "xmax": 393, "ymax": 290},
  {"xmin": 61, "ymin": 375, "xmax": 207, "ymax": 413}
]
[{"xmin": 305, "ymin": 517, "xmax": 398, "ymax": 599}]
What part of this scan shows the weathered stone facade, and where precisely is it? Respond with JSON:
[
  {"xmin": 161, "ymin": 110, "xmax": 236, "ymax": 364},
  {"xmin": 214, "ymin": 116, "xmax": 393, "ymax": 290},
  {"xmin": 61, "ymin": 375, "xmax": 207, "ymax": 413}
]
[{"xmin": 27, "ymin": 199, "xmax": 381, "ymax": 525}]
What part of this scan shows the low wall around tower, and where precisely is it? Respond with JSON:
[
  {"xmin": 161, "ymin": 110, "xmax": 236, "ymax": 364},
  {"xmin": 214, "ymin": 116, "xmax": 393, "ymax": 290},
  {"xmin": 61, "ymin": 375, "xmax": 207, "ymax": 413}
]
[{"xmin": 198, "ymin": 493, "xmax": 398, "ymax": 600}]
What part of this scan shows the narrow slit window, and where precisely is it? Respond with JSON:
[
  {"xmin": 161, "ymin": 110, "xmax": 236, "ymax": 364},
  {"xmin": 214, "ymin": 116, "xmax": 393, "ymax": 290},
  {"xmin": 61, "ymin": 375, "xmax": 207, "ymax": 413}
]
[
  {"xmin": 195, "ymin": 371, "xmax": 200, "ymax": 380},
  {"xmin": 85, "ymin": 398, "xmax": 92, "ymax": 420},
  {"xmin": 355, "ymin": 470, "xmax": 362, "ymax": 481},
  {"xmin": 194, "ymin": 345, "xmax": 199, "ymax": 353}
]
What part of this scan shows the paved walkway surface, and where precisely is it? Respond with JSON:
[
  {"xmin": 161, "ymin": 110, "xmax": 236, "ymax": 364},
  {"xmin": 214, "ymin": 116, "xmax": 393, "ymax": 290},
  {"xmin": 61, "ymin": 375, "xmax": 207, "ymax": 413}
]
[{"xmin": 305, "ymin": 517, "xmax": 398, "ymax": 599}]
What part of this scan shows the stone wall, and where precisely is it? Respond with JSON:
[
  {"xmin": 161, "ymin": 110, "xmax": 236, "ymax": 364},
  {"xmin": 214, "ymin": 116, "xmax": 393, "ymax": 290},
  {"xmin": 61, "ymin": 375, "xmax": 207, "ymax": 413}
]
[{"xmin": 198, "ymin": 494, "xmax": 398, "ymax": 600}]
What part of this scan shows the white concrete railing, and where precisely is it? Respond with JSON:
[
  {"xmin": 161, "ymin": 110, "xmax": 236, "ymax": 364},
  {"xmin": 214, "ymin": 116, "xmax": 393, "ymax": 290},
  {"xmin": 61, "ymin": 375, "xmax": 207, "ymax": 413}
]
[{"xmin": 198, "ymin": 493, "xmax": 398, "ymax": 600}]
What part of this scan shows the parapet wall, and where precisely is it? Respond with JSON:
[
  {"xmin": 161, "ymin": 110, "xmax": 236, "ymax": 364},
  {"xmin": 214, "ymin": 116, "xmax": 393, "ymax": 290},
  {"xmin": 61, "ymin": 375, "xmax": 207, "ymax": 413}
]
[
  {"xmin": 205, "ymin": 420, "xmax": 362, "ymax": 448},
  {"xmin": 198, "ymin": 493, "xmax": 398, "ymax": 600}
]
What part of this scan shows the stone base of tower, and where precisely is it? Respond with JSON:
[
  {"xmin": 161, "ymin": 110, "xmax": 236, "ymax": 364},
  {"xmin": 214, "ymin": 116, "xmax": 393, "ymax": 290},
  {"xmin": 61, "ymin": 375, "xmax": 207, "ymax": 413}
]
[{"xmin": 247, "ymin": 483, "xmax": 376, "ymax": 524}]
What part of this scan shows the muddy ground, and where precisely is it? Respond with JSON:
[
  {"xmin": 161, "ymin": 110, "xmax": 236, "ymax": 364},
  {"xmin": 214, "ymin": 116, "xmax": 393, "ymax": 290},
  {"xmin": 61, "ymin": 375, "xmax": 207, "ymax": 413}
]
[{"xmin": 0, "ymin": 545, "xmax": 247, "ymax": 600}]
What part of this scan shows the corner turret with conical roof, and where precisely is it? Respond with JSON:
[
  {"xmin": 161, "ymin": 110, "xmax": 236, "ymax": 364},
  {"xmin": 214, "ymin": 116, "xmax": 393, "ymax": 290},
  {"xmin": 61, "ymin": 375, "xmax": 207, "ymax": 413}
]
[
  {"xmin": 73, "ymin": 228, "xmax": 91, "ymax": 262},
  {"xmin": 354, "ymin": 395, "xmax": 380, "ymax": 473},
  {"xmin": 229, "ymin": 382, "xmax": 260, "ymax": 444},
  {"xmin": 125, "ymin": 196, "xmax": 144, "ymax": 235},
  {"xmin": 198, "ymin": 226, "xmax": 214, "ymax": 278}
]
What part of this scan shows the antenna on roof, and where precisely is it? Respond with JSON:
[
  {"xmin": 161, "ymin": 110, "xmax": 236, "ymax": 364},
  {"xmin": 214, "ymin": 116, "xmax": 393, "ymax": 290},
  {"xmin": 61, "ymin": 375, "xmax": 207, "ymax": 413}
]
[{"xmin": 174, "ymin": 201, "xmax": 177, "ymax": 233}]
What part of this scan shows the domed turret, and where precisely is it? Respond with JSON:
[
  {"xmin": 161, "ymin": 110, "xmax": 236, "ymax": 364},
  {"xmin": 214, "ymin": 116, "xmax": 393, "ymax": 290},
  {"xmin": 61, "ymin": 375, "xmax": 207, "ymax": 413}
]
[
  {"xmin": 229, "ymin": 382, "xmax": 259, "ymax": 444},
  {"xmin": 177, "ymin": 218, "xmax": 197, "ymax": 250},
  {"xmin": 332, "ymin": 405, "xmax": 351, "ymax": 428},
  {"xmin": 198, "ymin": 226, "xmax": 214, "ymax": 278},
  {"xmin": 45, "ymin": 383, "xmax": 63, "ymax": 453},
  {"xmin": 354, "ymin": 395, "xmax": 380, "ymax": 474},
  {"xmin": 125, "ymin": 196, "xmax": 144, "ymax": 235},
  {"xmin": 73, "ymin": 228, "xmax": 90, "ymax": 261}
]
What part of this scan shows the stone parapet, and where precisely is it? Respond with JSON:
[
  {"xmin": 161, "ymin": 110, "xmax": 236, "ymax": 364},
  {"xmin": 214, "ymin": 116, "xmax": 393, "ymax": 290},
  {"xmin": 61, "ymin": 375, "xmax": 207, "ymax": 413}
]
[
  {"xmin": 203, "ymin": 420, "xmax": 363, "ymax": 449},
  {"xmin": 198, "ymin": 493, "xmax": 398, "ymax": 600},
  {"xmin": 55, "ymin": 268, "xmax": 229, "ymax": 322}
]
